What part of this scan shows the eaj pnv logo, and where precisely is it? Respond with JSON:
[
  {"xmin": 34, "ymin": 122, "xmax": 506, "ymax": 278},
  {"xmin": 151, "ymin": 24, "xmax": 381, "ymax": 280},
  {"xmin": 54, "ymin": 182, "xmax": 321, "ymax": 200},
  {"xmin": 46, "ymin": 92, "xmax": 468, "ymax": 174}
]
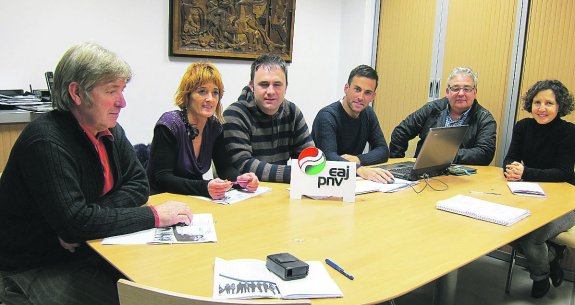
[
  {"xmin": 297, "ymin": 147, "xmax": 326, "ymax": 175},
  {"xmin": 291, "ymin": 147, "xmax": 355, "ymax": 202}
]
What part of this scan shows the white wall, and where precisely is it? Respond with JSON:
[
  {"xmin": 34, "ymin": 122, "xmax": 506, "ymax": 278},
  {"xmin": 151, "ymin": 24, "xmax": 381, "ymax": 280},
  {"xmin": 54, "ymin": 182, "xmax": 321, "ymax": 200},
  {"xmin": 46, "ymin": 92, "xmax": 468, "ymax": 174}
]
[
  {"xmin": 337, "ymin": 0, "xmax": 378, "ymax": 87},
  {"xmin": 0, "ymin": 0, "xmax": 377, "ymax": 144}
]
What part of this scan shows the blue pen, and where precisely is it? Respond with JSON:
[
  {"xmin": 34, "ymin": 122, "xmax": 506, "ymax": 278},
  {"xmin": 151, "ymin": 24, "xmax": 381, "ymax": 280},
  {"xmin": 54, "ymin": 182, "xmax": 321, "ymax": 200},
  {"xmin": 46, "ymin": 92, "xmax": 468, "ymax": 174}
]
[{"xmin": 325, "ymin": 258, "xmax": 354, "ymax": 280}]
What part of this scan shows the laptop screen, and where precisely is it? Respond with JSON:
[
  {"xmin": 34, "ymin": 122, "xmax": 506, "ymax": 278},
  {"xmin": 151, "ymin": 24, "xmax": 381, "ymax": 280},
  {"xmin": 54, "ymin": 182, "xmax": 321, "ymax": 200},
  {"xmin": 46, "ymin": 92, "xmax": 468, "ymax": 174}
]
[{"xmin": 412, "ymin": 125, "xmax": 469, "ymax": 176}]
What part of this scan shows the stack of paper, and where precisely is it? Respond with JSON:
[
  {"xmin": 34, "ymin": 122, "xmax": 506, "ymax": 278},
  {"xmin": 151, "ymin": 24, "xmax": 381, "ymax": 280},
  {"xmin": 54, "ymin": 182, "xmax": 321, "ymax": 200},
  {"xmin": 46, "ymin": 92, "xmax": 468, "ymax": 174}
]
[
  {"xmin": 0, "ymin": 94, "xmax": 43, "ymax": 106},
  {"xmin": 213, "ymin": 257, "xmax": 343, "ymax": 300},
  {"xmin": 507, "ymin": 182, "xmax": 546, "ymax": 198},
  {"xmin": 355, "ymin": 178, "xmax": 416, "ymax": 194},
  {"xmin": 436, "ymin": 194, "xmax": 530, "ymax": 226}
]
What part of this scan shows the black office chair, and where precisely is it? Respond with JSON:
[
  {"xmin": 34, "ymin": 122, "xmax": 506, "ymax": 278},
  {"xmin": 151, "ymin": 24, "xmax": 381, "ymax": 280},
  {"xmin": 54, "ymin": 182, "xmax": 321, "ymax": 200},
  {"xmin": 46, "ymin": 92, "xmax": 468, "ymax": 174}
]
[{"xmin": 133, "ymin": 143, "xmax": 150, "ymax": 168}]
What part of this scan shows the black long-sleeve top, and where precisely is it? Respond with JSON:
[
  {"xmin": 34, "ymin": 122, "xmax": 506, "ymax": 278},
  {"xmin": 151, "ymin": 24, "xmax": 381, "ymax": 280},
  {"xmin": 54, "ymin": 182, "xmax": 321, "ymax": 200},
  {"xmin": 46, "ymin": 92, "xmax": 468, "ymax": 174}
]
[
  {"xmin": 147, "ymin": 124, "xmax": 237, "ymax": 197},
  {"xmin": 311, "ymin": 101, "xmax": 389, "ymax": 165},
  {"xmin": 503, "ymin": 117, "xmax": 575, "ymax": 184},
  {"xmin": 0, "ymin": 111, "xmax": 152, "ymax": 272}
]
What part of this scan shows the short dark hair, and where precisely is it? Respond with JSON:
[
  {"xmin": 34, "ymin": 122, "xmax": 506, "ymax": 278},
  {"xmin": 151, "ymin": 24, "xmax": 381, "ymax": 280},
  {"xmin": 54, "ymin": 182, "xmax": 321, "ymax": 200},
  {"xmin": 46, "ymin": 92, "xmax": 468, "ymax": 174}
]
[
  {"xmin": 250, "ymin": 54, "xmax": 288, "ymax": 84},
  {"xmin": 347, "ymin": 65, "xmax": 378, "ymax": 89},
  {"xmin": 522, "ymin": 79, "xmax": 574, "ymax": 117}
]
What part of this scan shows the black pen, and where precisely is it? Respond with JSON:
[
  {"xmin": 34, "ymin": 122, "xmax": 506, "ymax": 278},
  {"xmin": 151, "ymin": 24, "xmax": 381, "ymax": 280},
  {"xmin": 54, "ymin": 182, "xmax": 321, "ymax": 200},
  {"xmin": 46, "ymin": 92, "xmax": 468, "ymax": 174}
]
[{"xmin": 325, "ymin": 258, "xmax": 354, "ymax": 280}]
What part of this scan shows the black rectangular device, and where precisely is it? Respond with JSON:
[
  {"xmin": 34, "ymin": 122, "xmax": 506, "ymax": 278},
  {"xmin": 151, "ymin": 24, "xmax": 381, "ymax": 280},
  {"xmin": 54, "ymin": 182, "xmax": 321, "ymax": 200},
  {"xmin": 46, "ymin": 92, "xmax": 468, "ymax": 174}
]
[{"xmin": 266, "ymin": 253, "xmax": 309, "ymax": 281}]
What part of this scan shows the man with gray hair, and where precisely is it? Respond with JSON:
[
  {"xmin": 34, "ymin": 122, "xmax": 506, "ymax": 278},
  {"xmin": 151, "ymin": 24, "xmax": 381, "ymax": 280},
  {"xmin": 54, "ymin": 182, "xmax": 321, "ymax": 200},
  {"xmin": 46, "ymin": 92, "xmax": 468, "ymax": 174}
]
[
  {"xmin": 223, "ymin": 54, "xmax": 313, "ymax": 183},
  {"xmin": 0, "ymin": 43, "xmax": 192, "ymax": 305},
  {"xmin": 389, "ymin": 67, "xmax": 496, "ymax": 165}
]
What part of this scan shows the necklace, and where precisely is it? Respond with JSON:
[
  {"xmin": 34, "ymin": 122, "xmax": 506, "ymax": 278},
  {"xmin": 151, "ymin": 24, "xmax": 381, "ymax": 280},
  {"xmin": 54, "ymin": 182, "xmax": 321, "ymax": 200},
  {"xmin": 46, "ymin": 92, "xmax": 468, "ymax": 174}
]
[{"xmin": 180, "ymin": 108, "xmax": 199, "ymax": 140}]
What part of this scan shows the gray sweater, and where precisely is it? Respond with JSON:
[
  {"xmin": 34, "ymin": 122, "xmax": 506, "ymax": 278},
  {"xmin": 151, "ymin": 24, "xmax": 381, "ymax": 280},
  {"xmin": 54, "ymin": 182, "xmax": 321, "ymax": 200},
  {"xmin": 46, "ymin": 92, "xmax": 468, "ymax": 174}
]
[{"xmin": 223, "ymin": 86, "xmax": 314, "ymax": 183}]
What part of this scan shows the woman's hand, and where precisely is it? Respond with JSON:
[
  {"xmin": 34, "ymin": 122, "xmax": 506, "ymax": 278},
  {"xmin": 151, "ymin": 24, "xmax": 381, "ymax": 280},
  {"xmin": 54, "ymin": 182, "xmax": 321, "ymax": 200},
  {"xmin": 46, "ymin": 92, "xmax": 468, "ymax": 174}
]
[
  {"xmin": 504, "ymin": 161, "xmax": 524, "ymax": 181},
  {"xmin": 208, "ymin": 178, "xmax": 232, "ymax": 199},
  {"xmin": 237, "ymin": 172, "xmax": 259, "ymax": 192}
]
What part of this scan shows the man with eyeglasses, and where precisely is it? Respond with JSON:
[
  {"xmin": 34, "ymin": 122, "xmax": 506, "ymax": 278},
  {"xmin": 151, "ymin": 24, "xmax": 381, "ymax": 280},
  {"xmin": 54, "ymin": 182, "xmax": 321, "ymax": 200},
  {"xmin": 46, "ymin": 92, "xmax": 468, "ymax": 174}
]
[
  {"xmin": 389, "ymin": 67, "xmax": 496, "ymax": 165},
  {"xmin": 312, "ymin": 65, "xmax": 394, "ymax": 183}
]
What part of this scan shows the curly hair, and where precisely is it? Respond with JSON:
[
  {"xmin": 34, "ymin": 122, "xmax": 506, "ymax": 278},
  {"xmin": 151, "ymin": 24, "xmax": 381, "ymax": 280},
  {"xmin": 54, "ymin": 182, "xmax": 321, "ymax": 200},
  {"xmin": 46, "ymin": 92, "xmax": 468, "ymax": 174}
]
[{"xmin": 522, "ymin": 80, "xmax": 574, "ymax": 117}]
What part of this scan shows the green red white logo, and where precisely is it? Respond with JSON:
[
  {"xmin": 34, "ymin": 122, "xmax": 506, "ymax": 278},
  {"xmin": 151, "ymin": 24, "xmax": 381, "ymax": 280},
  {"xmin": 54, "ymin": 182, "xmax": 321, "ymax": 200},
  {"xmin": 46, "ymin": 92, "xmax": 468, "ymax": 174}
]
[{"xmin": 297, "ymin": 147, "xmax": 326, "ymax": 175}]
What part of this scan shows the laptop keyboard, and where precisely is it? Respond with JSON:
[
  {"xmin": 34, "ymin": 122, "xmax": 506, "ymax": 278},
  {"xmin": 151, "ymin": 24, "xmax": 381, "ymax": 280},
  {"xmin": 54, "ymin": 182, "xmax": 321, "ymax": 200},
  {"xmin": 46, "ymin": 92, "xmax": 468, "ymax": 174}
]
[
  {"xmin": 377, "ymin": 161, "xmax": 415, "ymax": 170},
  {"xmin": 376, "ymin": 161, "xmax": 415, "ymax": 179},
  {"xmin": 388, "ymin": 167, "xmax": 413, "ymax": 180},
  {"xmin": 390, "ymin": 167, "xmax": 412, "ymax": 176}
]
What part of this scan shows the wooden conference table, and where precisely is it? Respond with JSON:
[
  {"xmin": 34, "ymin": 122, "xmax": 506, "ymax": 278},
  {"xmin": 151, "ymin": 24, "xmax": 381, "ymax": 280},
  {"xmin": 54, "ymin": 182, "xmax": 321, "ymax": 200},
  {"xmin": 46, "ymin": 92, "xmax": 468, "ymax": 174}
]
[{"xmin": 88, "ymin": 164, "xmax": 575, "ymax": 305}]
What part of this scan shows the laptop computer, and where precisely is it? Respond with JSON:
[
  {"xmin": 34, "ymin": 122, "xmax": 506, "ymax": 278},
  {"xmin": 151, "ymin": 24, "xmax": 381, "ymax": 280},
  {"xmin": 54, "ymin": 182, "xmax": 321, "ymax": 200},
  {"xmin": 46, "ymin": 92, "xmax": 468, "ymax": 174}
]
[{"xmin": 380, "ymin": 125, "xmax": 469, "ymax": 181}]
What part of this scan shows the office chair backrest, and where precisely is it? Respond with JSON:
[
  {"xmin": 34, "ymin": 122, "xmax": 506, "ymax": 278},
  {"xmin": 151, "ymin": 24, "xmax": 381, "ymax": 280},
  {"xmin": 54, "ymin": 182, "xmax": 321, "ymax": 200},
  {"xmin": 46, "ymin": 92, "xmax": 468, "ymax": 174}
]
[
  {"xmin": 552, "ymin": 226, "xmax": 575, "ymax": 271},
  {"xmin": 117, "ymin": 279, "xmax": 312, "ymax": 305},
  {"xmin": 133, "ymin": 143, "xmax": 150, "ymax": 168}
]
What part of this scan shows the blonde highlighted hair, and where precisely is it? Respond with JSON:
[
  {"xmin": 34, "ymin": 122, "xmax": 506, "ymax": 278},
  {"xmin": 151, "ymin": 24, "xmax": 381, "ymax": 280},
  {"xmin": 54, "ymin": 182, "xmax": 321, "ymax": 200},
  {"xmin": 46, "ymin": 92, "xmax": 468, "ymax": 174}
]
[{"xmin": 175, "ymin": 62, "xmax": 224, "ymax": 123}]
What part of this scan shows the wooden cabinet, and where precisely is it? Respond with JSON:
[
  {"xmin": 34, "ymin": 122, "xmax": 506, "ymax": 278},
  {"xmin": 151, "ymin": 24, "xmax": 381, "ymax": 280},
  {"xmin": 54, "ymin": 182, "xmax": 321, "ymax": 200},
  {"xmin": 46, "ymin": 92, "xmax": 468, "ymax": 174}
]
[
  {"xmin": 373, "ymin": 0, "xmax": 437, "ymax": 158},
  {"xmin": 0, "ymin": 123, "xmax": 26, "ymax": 172},
  {"xmin": 516, "ymin": 0, "xmax": 575, "ymax": 122},
  {"xmin": 374, "ymin": 0, "xmax": 519, "ymax": 165},
  {"xmin": 0, "ymin": 110, "xmax": 39, "ymax": 172}
]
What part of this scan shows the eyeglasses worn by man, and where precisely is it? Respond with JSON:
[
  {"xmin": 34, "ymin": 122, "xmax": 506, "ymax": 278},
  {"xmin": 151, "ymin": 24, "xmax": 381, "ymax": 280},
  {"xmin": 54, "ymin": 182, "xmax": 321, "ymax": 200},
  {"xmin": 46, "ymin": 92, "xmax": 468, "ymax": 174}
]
[{"xmin": 389, "ymin": 66, "xmax": 497, "ymax": 165}]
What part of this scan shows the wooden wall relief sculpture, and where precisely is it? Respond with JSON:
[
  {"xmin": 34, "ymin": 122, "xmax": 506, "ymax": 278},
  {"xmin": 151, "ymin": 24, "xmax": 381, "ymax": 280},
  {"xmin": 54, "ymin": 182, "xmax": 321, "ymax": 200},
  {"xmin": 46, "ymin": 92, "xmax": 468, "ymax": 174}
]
[{"xmin": 170, "ymin": 0, "xmax": 296, "ymax": 62}]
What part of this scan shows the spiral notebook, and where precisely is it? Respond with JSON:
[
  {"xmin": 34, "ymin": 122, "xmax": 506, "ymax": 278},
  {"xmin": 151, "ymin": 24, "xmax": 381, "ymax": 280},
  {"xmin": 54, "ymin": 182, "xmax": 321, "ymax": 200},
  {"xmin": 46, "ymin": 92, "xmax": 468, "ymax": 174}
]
[{"xmin": 436, "ymin": 194, "xmax": 530, "ymax": 226}]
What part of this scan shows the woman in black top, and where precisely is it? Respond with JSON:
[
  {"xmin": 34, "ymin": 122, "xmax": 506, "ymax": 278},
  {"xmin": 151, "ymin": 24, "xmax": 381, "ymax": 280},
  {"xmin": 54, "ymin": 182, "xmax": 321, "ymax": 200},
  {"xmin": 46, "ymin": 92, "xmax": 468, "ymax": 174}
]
[
  {"xmin": 504, "ymin": 79, "xmax": 575, "ymax": 298},
  {"xmin": 148, "ymin": 62, "xmax": 259, "ymax": 199}
]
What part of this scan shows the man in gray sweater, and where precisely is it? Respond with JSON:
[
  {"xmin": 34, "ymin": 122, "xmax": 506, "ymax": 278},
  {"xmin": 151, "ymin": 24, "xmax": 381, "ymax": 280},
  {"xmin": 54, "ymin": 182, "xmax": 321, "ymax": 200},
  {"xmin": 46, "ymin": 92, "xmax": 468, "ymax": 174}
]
[{"xmin": 223, "ymin": 54, "xmax": 313, "ymax": 183}]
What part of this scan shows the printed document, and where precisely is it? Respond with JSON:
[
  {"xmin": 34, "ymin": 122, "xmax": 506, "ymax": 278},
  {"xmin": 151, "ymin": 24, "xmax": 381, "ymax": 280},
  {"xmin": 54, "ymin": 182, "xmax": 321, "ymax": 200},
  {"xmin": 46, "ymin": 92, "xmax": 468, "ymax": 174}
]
[
  {"xmin": 191, "ymin": 187, "xmax": 271, "ymax": 205},
  {"xmin": 355, "ymin": 178, "xmax": 416, "ymax": 194},
  {"xmin": 101, "ymin": 213, "xmax": 217, "ymax": 245},
  {"xmin": 213, "ymin": 257, "xmax": 343, "ymax": 300}
]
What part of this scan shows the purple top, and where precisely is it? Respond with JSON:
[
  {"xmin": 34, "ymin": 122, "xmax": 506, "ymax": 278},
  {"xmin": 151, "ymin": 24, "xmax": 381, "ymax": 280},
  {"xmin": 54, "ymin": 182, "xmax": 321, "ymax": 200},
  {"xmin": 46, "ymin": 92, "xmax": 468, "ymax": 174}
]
[
  {"xmin": 148, "ymin": 110, "xmax": 223, "ymax": 196},
  {"xmin": 159, "ymin": 110, "xmax": 220, "ymax": 176}
]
